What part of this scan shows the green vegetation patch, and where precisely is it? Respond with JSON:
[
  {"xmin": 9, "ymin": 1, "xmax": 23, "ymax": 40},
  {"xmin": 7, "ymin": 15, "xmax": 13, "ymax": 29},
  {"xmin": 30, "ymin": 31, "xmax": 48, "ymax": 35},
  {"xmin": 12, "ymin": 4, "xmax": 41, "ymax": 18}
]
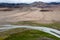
[
  {"xmin": 0, "ymin": 28, "xmax": 28, "ymax": 40},
  {"xmin": 4, "ymin": 30, "xmax": 60, "ymax": 40}
]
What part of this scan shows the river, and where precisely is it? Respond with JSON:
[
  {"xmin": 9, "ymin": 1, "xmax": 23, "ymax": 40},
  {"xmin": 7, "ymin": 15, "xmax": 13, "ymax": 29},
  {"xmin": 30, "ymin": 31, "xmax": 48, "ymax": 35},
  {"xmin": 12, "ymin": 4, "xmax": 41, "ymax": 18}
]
[{"xmin": 0, "ymin": 25, "xmax": 60, "ymax": 38}]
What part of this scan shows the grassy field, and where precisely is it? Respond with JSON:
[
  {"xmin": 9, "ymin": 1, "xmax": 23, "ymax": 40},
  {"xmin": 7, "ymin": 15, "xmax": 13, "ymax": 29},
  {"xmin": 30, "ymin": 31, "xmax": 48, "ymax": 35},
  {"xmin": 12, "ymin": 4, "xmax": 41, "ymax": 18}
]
[
  {"xmin": 12, "ymin": 21, "xmax": 60, "ymax": 30},
  {"xmin": 0, "ymin": 28, "xmax": 28, "ymax": 40},
  {"xmin": 3, "ymin": 29, "xmax": 60, "ymax": 40},
  {"xmin": 0, "ymin": 28, "xmax": 60, "ymax": 40}
]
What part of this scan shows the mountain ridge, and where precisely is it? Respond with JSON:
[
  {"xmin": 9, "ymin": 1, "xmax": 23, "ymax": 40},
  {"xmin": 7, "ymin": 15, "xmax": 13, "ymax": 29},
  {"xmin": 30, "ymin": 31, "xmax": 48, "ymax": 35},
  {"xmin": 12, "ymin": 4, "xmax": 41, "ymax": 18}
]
[{"xmin": 0, "ymin": 1, "xmax": 60, "ymax": 8}]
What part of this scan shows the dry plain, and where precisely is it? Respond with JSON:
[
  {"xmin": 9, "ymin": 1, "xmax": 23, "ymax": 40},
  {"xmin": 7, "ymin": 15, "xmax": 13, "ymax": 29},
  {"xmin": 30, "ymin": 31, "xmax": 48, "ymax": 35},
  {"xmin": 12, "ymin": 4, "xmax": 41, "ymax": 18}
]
[{"xmin": 0, "ymin": 6, "xmax": 60, "ymax": 25}]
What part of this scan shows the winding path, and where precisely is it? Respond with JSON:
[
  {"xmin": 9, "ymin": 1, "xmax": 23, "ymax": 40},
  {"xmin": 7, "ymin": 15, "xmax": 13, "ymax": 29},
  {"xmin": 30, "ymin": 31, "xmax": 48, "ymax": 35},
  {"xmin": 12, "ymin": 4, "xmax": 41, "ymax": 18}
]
[{"xmin": 0, "ymin": 25, "xmax": 60, "ymax": 38}]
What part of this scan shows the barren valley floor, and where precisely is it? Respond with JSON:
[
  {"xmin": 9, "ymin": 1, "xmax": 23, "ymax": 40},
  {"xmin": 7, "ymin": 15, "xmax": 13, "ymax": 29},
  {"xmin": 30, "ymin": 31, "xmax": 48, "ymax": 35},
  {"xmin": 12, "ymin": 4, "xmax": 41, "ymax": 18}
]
[{"xmin": 0, "ymin": 7, "xmax": 60, "ymax": 25}]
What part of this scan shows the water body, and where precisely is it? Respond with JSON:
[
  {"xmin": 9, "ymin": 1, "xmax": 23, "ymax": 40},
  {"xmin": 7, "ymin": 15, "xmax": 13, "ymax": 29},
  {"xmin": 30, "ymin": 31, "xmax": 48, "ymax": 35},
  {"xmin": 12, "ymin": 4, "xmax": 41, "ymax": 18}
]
[{"xmin": 0, "ymin": 25, "xmax": 60, "ymax": 38}]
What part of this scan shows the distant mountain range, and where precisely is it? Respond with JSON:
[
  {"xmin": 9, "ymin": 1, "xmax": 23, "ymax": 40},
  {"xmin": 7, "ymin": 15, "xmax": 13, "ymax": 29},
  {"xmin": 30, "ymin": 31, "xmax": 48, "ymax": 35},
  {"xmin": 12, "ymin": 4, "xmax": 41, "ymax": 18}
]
[
  {"xmin": 47, "ymin": 2, "xmax": 60, "ymax": 5},
  {"xmin": 0, "ymin": 2, "xmax": 60, "ymax": 8},
  {"xmin": 0, "ymin": 3, "xmax": 30, "ymax": 8}
]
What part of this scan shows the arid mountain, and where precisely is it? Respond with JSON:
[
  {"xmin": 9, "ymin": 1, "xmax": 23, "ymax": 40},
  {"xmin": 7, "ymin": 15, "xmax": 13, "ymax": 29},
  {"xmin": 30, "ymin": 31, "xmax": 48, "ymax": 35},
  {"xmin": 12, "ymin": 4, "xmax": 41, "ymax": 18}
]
[{"xmin": 30, "ymin": 1, "xmax": 47, "ymax": 7}]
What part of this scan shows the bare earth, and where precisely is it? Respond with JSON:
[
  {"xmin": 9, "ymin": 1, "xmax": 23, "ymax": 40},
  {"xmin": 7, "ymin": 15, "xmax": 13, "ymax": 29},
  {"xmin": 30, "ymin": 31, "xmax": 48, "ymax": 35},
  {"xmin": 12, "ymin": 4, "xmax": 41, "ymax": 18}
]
[{"xmin": 0, "ymin": 6, "xmax": 60, "ymax": 24}]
